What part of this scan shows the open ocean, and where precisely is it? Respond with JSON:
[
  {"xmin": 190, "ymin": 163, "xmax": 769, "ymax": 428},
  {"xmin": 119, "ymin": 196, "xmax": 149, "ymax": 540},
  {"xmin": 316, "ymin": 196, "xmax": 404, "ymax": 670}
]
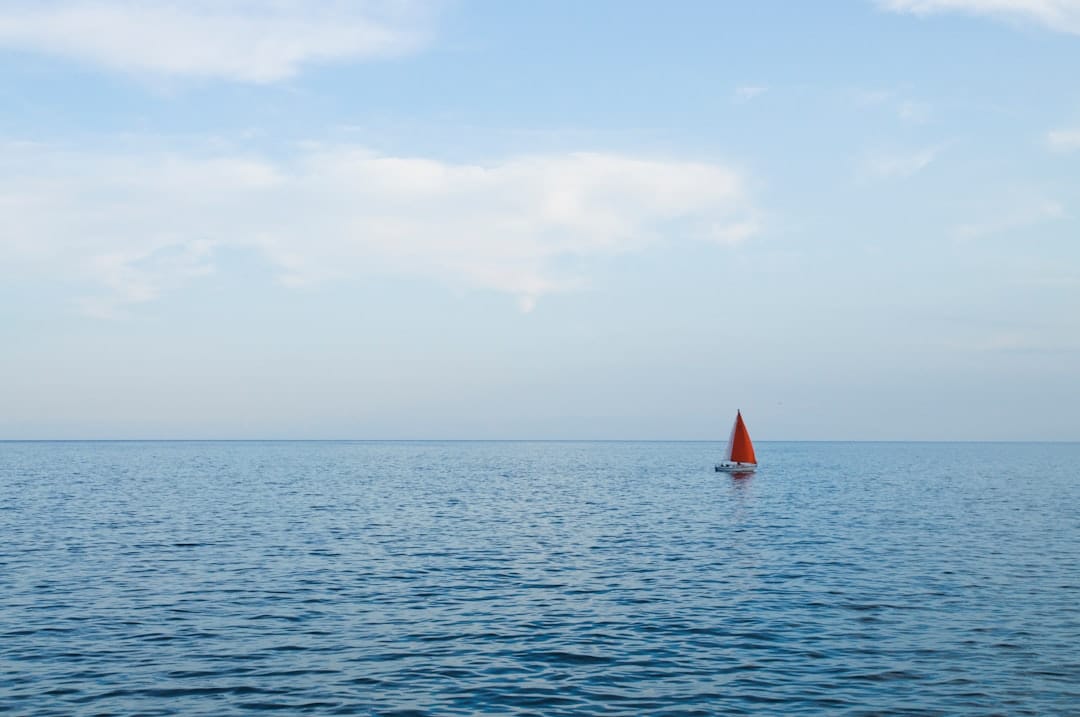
[{"xmin": 2, "ymin": 440, "xmax": 1078, "ymax": 716}]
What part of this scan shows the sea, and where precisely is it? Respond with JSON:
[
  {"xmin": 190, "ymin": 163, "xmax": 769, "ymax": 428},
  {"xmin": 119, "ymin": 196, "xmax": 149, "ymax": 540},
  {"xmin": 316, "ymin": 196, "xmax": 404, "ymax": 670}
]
[{"xmin": 2, "ymin": 440, "xmax": 1078, "ymax": 716}]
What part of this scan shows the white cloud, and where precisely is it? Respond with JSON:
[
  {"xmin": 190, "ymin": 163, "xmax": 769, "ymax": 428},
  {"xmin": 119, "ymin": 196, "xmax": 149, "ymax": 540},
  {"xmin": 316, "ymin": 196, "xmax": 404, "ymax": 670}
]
[
  {"xmin": 856, "ymin": 89, "xmax": 932, "ymax": 124},
  {"xmin": 863, "ymin": 146, "xmax": 941, "ymax": 179},
  {"xmin": 1048, "ymin": 127, "xmax": 1080, "ymax": 151},
  {"xmin": 734, "ymin": 86, "xmax": 768, "ymax": 103},
  {"xmin": 879, "ymin": 0, "xmax": 1080, "ymax": 35},
  {"xmin": 856, "ymin": 89, "xmax": 894, "ymax": 106},
  {"xmin": 954, "ymin": 197, "xmax": 1065, "ymax": 239},
  {"xmin": 0, "ymin": 142, "xmax": 759, "ymax": 315},
  {"xmin": 0, "ymin": 0, "xmax": 432, "ymax": 82},
  {"xmin": 77, "ymin": 240, "xmax": 216, "ymax": 319},
  {"xmin": 898, "ymin": 100, "xmax": 931, "ymax": 123}
]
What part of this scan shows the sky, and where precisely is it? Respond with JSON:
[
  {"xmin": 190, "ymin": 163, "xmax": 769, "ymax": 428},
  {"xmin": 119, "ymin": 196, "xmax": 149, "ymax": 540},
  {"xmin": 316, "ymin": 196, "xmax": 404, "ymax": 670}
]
[{"xmin": 1, "ymin": 0, "xmax": 1078, "ymax": 441}]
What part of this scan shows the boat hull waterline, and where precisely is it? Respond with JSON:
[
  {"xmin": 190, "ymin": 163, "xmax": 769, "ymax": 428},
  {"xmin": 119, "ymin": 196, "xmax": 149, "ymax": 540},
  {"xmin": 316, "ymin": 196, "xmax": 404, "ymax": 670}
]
[{"xmin": 714, "ymin": 462, "xmax": 757, "ymax": 473}]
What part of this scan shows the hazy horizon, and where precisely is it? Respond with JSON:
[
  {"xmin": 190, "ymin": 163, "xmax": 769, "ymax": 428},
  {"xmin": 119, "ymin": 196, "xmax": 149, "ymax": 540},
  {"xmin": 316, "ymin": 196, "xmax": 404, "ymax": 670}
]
[
  {"xmin": 3, "ymin": 438, "xmax": 1078, "ymax": 445},
  {"xmin": 2, "ymin": 1, "xmax": 1078, "ymax": 441}
]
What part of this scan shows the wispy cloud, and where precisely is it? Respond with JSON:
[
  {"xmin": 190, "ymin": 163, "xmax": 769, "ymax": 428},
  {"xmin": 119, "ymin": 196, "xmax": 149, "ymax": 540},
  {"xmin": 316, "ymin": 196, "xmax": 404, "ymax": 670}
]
[
  {"xmin": 954, "ymin": 196, "xmax": 1065, "ymax": 240},
  {"xmin": 0, "ymin": 0, "xmax": 433, "ymax": 82},
  {"xmin": 879, "ymin": 0, "xmax": 1080, "ymax": 35},
  {"xmin": 898, "ymin": 100, "xmax": 931, "ymax": 123},
  {"xmin": 1, "ymin": 141, "xmax": 759, "ymax": 316},
  {"xmin": 1047, "ymin": 127, "xmax": 1080, "ymax": 152},
  {"xmin": 77, "ymin": 241, "xmax": 216, "ymax": 319},
  {"xmin": 862, "ymin": 145, "xmax": 942, "ymax": 179},
  {"xmin": 856, "ymin": 89, "xmax": 932, "ymax": 124},
  {"xmin": 733, "ymin": 85, "xmax": 768, "ymax": 103}
]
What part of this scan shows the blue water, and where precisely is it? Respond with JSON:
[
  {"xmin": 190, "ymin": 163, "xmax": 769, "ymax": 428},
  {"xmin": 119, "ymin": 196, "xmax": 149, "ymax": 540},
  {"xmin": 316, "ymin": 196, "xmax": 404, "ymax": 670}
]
[{"xmin": 2, "ymin": 441, "xmax": 1078, "ymax": 715}]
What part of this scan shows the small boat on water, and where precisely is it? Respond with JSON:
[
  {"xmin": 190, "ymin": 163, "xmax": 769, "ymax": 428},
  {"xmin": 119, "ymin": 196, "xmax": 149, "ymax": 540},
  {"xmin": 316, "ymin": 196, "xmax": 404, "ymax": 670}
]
[{"xmin": 715, "ymin": 410, "xmax": 757, "ymax": 472}]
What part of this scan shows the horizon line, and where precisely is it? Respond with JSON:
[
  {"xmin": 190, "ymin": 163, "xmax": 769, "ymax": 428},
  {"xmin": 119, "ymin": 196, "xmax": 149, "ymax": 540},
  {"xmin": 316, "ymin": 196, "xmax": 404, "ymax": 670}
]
[{"xmin": 2, "ymin": 438, "xmax": 1078, "ymax": 444}]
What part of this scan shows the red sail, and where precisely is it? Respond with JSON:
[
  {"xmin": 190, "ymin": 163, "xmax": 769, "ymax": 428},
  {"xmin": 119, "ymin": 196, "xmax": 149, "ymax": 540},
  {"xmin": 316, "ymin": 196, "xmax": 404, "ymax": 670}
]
[{"xmin": 728, "ymin": 411, "xmax": 757, "ymax": 464}]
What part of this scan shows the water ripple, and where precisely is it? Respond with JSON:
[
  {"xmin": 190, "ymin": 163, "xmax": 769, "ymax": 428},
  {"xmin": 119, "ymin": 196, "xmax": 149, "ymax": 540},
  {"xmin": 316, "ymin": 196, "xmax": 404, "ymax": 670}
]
[{"xmin": 2, "ymin": 440, "xmax": 1079, "ymax": 715}]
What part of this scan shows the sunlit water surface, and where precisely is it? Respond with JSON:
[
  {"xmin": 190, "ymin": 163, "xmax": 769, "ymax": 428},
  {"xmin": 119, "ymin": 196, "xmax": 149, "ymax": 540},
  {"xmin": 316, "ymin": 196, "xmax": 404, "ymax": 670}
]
[{"xmin": 2, "ymin": 441, "xmax": 1078, "ymax": 715}]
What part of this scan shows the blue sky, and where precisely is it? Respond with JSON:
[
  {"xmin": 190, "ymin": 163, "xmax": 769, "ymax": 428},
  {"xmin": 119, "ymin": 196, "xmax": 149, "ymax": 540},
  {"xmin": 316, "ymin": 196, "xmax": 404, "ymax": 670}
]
[{"xmin": 1, "ymin": 0, "xmax": 1078, "ymax": 440}]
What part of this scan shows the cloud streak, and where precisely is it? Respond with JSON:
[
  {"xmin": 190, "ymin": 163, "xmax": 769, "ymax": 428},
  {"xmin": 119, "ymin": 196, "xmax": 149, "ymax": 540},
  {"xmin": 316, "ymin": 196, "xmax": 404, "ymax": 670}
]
[
  {"xmin": 733, "ymin": 86, "xmax": 768, "ymax": 103},
  {"xmin": 862, "ymin": 145, "xmax": 941, "ymax": 179},
  {"xmin": 856, "ymin": 89, "xmax": 932, "ymax": 124},
  {"xmin": 954, "ymin": 196, "xmax": 1065, "ymax": 240},
  {"xmin": 879, "ymin": 0, "xmax": 1080, "ymax": 35},
  {"xmin": 1, "ymin": 142, "xmax": 759, "ymax": 315},
  {"xmin": 1048, "ymin": 127, "xmax": 1080, "ymax": 152},
  {"xmin": 0, "ymin": 0, "xmax": 432, "ymax": 82}
]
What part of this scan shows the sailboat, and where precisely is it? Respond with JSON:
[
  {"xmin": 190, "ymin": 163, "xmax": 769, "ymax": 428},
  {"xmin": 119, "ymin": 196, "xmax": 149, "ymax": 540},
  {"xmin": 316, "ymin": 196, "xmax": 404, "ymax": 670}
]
[{"xmin": 715, "ymin": 410, "xmax": 757, "ymax": 472}]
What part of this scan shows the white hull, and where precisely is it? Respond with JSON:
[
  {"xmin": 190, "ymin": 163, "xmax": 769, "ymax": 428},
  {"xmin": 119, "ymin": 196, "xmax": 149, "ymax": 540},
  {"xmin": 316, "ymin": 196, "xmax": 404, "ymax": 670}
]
[{"xmin": 714, "ymin": 462, "xmax": 756, "ymax": 472}]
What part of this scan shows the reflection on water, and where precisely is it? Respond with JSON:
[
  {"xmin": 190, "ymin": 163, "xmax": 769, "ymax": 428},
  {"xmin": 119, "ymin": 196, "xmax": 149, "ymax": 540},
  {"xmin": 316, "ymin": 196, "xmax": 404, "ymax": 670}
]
[{"xmin": 2, "ymin": 440, "xmax": 1079, "ymax": 715}]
